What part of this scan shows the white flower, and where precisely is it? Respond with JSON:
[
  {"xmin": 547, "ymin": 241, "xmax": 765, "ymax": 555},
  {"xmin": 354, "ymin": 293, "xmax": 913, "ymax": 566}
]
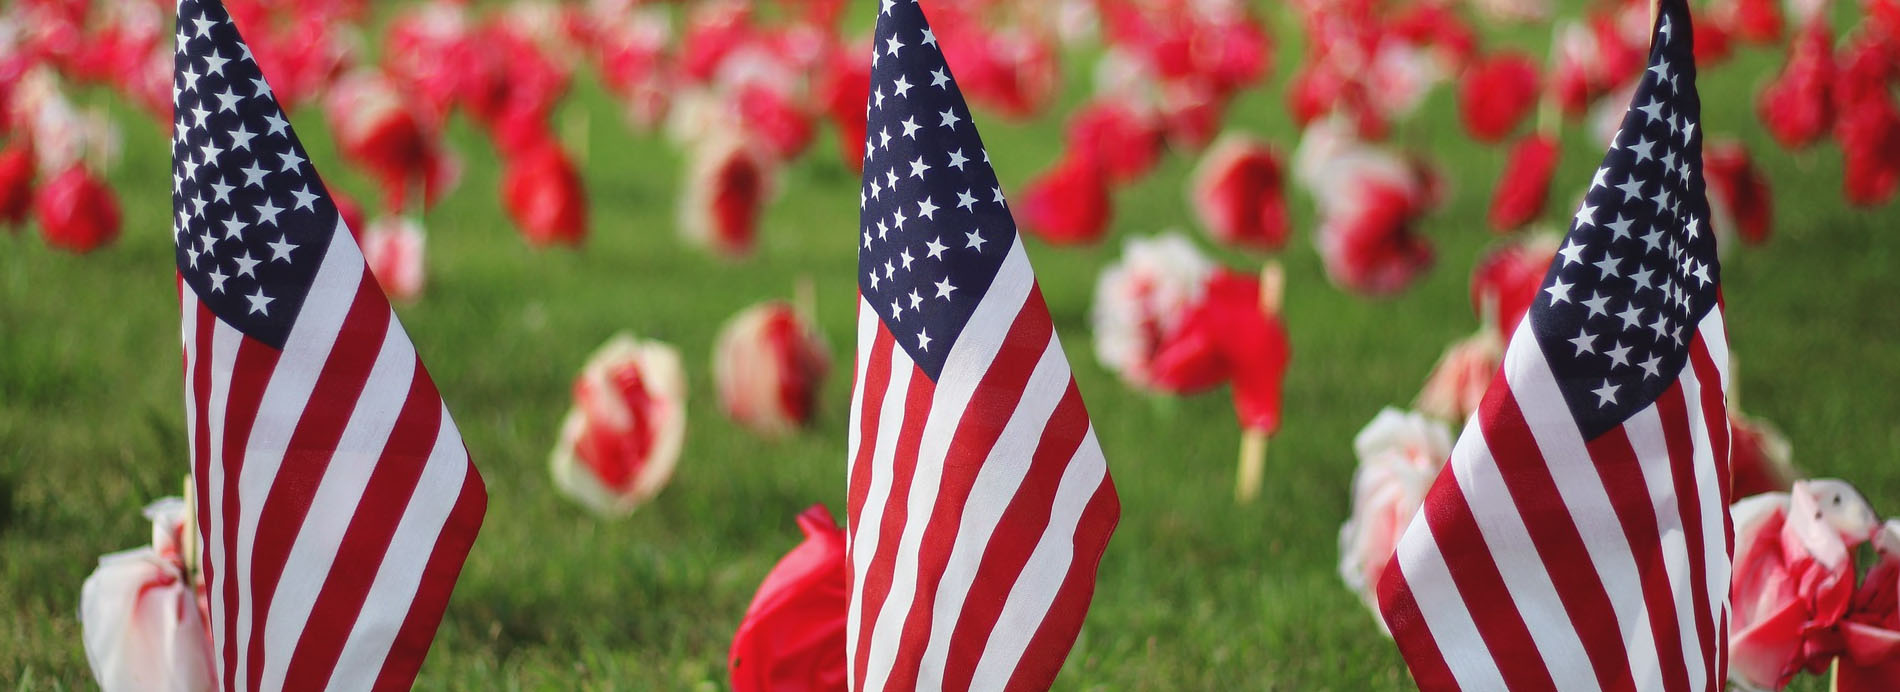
[{"xmin": 1337, "ymin": 408, "xmax": 1453, "ymax": 625}]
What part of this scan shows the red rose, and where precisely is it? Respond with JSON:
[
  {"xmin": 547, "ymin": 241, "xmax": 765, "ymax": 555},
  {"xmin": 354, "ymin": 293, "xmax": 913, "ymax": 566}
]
[
  {"xmin": 1470, "ymin": 233, "xmax": 1558, "ymax": 335},
  {"xmin": 1148, "ymin": 269, "xmax": 1290, "ymax": 432},
  {"xmin": 713, "ymin": 302, "xmax": 831, "ymax": 437},
  {"xmin": 1458, "ymin": 52, "xmax": 1541, "ymax": 143},
  {"xmin": 34, "ymin": 164, "xmax": 119, "ymax": 253},
  {"xmin": 1018, "ymin": 155, "xmax": 1112, "ymax": 246},
  {"xmin": 0, "ymin": 142, "xmax": 33, "ymax": 228},
  {"xmin": 1065, "ymin": 101, "xmax": 1164, "ymax": 184},
  {"xmin": 1318, "ymin": 181, "xmax": 1434, "ymax": 296},
  {"xmin": 501, "ymin": 142, "xmax": 589, "ymax": 247},
  {"xmin": 1758, "ymin": 20, "xmax": 1836, "ymax": 150},
  {"xmin": 1487, "ymin": 134, "xmax": 1560, "ymax": 231},
  {"xmin": 682, "ymin": 135, "xmax": 775, "ymax": 257},
  {"xmin": 1703, "ymin": 139, "xmax": 1773, "ymax": 246},
  {"xmin": 728, "ymin": 505, "xmax": 848, "ymax": 692},
  {"xmin": 1732, "ymin": 0, "xmax": 1785, "ymax": 43},
  {"xmin": 1188, "ymin": 133, "xmax": 1288, "ymax": 250}
]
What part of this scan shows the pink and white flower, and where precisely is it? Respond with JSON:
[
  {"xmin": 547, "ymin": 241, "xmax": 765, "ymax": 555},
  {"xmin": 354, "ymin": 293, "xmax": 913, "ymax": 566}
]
[
  {"xmin": 1415, "ymin": 330, "xmax": 1502, "ymax": 424},
  {"xmin": 551, "ymin": 334, "xmax": 688, "ymax": 517},
  {"xmin": 1338, "ymin": 408, "xmax": 1453, "ymax": 622},
  {"xmin": 1728, "ymin": 480, "xmax": 1882, "ymax": 690},
  {"xmin": 1090, "ymin": 233, "xmax": 1216, "ymax": 391},
  {"xmin": 79, "ymin": 498, "xmax": 215, "ymax": 692},
  {"xmin": 360, "ymin": 216, "xmax": 426, "ymax": 302},
  {"xmin": 713, "ymin": 301, "xmax": 831, "ymax": 437}
]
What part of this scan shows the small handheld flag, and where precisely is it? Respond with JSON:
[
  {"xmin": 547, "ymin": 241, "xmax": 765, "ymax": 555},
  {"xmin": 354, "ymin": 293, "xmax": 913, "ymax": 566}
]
[
  {"xmin": 1379, "ymin": 0, "xmax": 1733, "ymax": 689},
  {"xmin": 846, "ymin": 1, "xmax": 1120, "ymax": 690},
  {"xmin": 172, "ymin": 1, "xmax": 486, "ymax": 689}
]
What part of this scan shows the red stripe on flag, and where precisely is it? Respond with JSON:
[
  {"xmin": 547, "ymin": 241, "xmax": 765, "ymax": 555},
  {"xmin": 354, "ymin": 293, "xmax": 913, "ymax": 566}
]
[
  {"xmin": 1004, "ymin": 475, "xmax": 1119, "ymax": 692},
  {"xmin": 1653, "ymin": 384, "xmax": 1717, "ymax": 684},
  {"xmin": 1412, "ymin": 461, "xmax": 1559, "ymax": 692},
  {"xmin": 880, "ymin": 290, "xmax": 1053, "ymax": 689},
  {"xmin": 214, "ymin": 335, "xmax": 280, "ymax": 691},
  {"xmin": 1481, "ymin": 384, "xmax": 1639, "ymax": 692},
  {"xmin": 850, "ymin": 361, "xmax": 938, "ymax": 688},
  {"xmin": 939, "ymin": 382, "xmax": 1090, "ymax": 691},
  {"xmin": 1376, "ymin": 561, "xmax": 1460, "ymax": 690},
  {"xmin": 244, "ymin": 279, "xmax": 391, "ymax": 688},
  {"xmin": 184, "ymin": 301, "xmax": 226, "ymax": 688},
  {"xmin": 1584, "ymin": 426, "xmax": 1692, "ymax": 690},
  {"xmin": 370, "ymin": 463, "xmax": 487, "ymax": 691},
  {"xmin": 847, "ymin": 329, "xmax": 897, "ymax": 553},
  {"xmin": 279, "ymin": 362, "xmax": 443, "ymax": 686}
]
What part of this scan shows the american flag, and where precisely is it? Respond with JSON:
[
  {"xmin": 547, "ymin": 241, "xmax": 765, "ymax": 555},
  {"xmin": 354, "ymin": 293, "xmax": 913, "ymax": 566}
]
[
  {"xmin": 1378, "ymin": 1, "xmax": 1733, "ymax": 689},
  {"xmin": 171, "ymin": 1, "xmax": 487, "ymax": 689},
  {"xmin": 846, "ymin": 1, "xmax": 1120, "ymax": 689}
]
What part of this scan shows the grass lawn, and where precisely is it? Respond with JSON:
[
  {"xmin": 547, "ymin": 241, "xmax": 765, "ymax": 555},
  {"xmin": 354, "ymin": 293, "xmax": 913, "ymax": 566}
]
[{"xmin": 3, "ymin": 4, "xmax": 1897, "ymax": 689}]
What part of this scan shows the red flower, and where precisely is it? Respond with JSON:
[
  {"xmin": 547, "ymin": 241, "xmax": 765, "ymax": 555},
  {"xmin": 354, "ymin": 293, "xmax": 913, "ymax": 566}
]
[
  {"xmin": 1018, "ymin": 155, "xmax": 1112, "ymax": 246},
  {"xmin": 1758, "ymin": 21, "xmax": 1836, "ymax": 150},
  {"xmin": 713, "ymin": 302, "xmax": 831, "ymax": 437},
  {"xmin": 728, "ymin": 506, "xmax": 848, "ymax": 692},
  {"xmin": 1836, "ymin": 96, "xmax": 1900, "ymax": 206},
  {"xmin": 736, "ymin": 82, "xmax": 815, "ymax": 162},
  {"xmin": 360, "ymin": 217, "xmax": 426, "ymax": 302},
  {"xmin": 1488, "ymin": 134, "xmax": 1560, "ymax": 232},
  {"xmin": 0, "ymin": 142, "xmax": 33, "ymax": 228},
  {"xmin": 682, "ymin": 135, "xmax": 775, "ymax": 257},
  {"xmin": 1836, "ymin": 525, "xmax": 1900, "ymax": 691},
  {"xmin": 1729, "ymin": 413, "xmax": 1796, "ymax": 499},
  {"xmin": 501, "ymin": 142, "xmax": 589, "ymax": 247},
  {"xmin": 1703, "ymin": 139, "xmax": 1773, "ymax": 246},
  {"xmin": 1318, "ymin": 180, "xmax": 1435, "ymax": 296},
  {"xmin": 325, "ymin": 70, "xmax": 459, "ymax": 212},
  {"xmin": 1695, "ymin": 15, "xmax": 1735, "ymax": 66},
  {"xmin": 816, "ymin": 42, "xmax": 872, "ymax": 172},
  {"xmin": 551, "ymin": 335, "xmax": 688, "ymax": 517},
  {"xmin": 1470, "ymin": 234, "xmax": 1559, "ymax": 335},
  {"xmin": 34, "ymin": 164, "xmax": 119, "ymax": 253},
  {"xmin": 1148, "ymin": 269, "xmax": 1290, "ymax": 432},
  {"xmin": 1458, "ymin": 53, "xmax": 1541, "ymax": 143},
  {"xmin": 1188, "ymin": 134, "xmax": 1288, "ymax": 250},
  {"xmin": 1065, "ymin": 101, "xmax": 1164, "ymax": 184},
  {"xmin": 1732, "ymin": 0, "xmax": 1786, "ymax": 43}
]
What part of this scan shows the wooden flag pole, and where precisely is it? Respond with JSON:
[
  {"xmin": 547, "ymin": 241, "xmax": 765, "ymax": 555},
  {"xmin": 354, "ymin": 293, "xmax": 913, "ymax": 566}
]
[{"xmin": 1236, "ymin": 262, "xmax": 1285, "ymax": 504}]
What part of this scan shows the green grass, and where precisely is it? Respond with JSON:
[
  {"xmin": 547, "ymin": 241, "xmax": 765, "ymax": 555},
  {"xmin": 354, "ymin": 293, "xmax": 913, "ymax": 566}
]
[{"xmin": 4, "ymin": 6, "xmax": 1899, "ymax": 690}]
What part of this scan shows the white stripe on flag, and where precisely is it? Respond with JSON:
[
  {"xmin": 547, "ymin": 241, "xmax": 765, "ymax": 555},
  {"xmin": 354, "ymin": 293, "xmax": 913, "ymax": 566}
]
[
  {"xmin": 258, "ymin": 317, "xmax": 416, "ymax": 691},
  {"xmin": 1447, "ymin": 424, "xmax": 1600, "ymax": 692},
  {"xmin": 916, "ymin": 337, "xmax": 1070, "ymax": 683},
  {"xmin": 1678, "ymin": 339, "xmax": 1730, "ymax": 666},
  {"xmin": 203, "ymin": 317, "xmax": 242, "ymax": 678},
  {"xmin": 1623, "ymin": 405, "xmax": 1706, "ymax": 692},
  {"xmin": 967, "ymin": 429, "xmax": 1106, "ymax": 689},
  {"xmin": 847, "ymin": 346, "xmax": 915, "ymax": 692},
  {"xmin": 232, "ymin": 228, "xmax": 365, "ymax": 691},
  {"xmin": 1504, "ymin": 326, "xmax": 1658, "ymax": 682},
  {"xmin": 861, "ymin": 241, "xmax": 1035, "ymax": 690},
  {"xmin": 846, "ymin": 301, "xmax": 881, "ymax": 508},
  {"xmin": 1390, "ymin": 512, "xmax": 1511, "ymax": 690},
  {"xmin": 325, "ymin": 407, "xmax": 469, "ymax": 691}
]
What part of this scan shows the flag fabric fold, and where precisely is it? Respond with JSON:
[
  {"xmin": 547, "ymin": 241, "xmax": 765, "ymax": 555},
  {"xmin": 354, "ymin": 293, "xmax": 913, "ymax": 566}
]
[
  {"xmin": 171, "ymin": 1, "xmax": 487, "ymax": 689},
  {"xmin": 846, "ymin": 1, "xmax": 1121, "ymax": 690},
  {"xmin": 1377, "ymin": 1, "xmax": 1732, "ymax": 689}
]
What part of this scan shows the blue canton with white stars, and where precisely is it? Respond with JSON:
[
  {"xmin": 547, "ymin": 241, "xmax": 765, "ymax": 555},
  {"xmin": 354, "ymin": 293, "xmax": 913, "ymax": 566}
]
[
  {"xmin": 1530, "ymin": 0, "xmax": 1719, "ymax": 440},
  {"xmin": 172, "ymin": 0, "xmax": 342, "ymax": 350},
  {"xmin": 859, "ymin": 0, "xmax": 1014, "ymax": 380}
]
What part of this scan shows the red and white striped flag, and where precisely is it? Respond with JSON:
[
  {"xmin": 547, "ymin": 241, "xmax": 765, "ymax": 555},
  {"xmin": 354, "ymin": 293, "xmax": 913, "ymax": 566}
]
[
  {"xmin": 1379, "ymin": 1, "xmax": 1733, "ymax": 689},
  {"xmin": 846, "ymin": 1, "xmax": 1120, "ymax": 689},
  {"xmin": 171, "ymin": 1, "xmax": 486, "ymax": 689}
]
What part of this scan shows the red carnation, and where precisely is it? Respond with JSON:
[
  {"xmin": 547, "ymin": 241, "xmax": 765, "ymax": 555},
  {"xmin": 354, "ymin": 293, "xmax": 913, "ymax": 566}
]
[
  {"xmin": 1065, "ymin": 101, "xmax": 1164, "ymax": 184},
  {"xmin": 728, "ymin": 506, "xmax": 848, "ymax": 692},
  {"xmin": 0, "ymin": 142, "xmax": 33, "ymax": 228},
  {"xmin": 1470, "ymin": 234, "xmax": 1559, "ymax": 336},
  {"xmin": 34, "ymin": 164, "xmax": 119, "ymax": 253},
  {"xmin": 501, "ymin": 143, "xmax": 589, "ymax": 247},
  {"xmin": 1732, "ymin": 0, "xmax": 1785, "ymax": 43},
  {"xmin": 1188, "ymin": 134, "xmax": 1288, "ymax": 250},
  {"xmin": 1459, "ymin": 53, "xmax": 1541, "ymax": 143},
  {"xmin": 1318, "ymin": 181, "xmax": 1435, "ymax": 296},
  {"xmin": 1758, "ymin": 21, "xmax": 1836, "ymax": 150},
  {"xmin": 1148, "ymin": 269, "xmax": 1290, "ymax": 433},
  {"xmin": 1018, "ymin": 155, "xmax": 1112, "ymax": 246},
  {"xmin": 1487, "ymin": 134, "xmax": 1560, "ymax": 232},
  {"xmin": 1703, "ymin": 139, "xmax": 1774, "ymax": 246}
]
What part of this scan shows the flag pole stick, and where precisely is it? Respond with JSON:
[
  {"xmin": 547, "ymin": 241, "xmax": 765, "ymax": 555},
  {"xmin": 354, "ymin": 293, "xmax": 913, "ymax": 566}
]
[{"xmin": 1237, "ymin": 262, "xmax": 1285, "ymax": 503}]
